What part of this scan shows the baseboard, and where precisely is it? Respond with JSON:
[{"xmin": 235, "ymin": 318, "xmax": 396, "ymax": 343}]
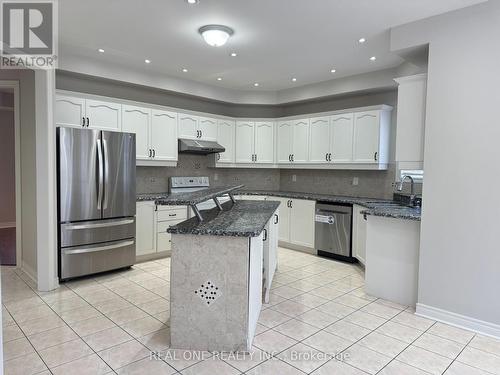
[
  {"xmin": 416, "ymin": 303, "xmax": 500, "ymax": 339},
  {"xmin": 18, "ymin": 261, "xmax": 38, "ymax": 289},
  {"xmin": 278, "ymin": 241, "xmax": 315, "ymax": 255},
  {"xmin": 135, "ymin": 250, "xmax": 171, "ymax": 264},
  {"xmin": 0, "ymin": 221, "xmax": 16, "ymax": 229}
]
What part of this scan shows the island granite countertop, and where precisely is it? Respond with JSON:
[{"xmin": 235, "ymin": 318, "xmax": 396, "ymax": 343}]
[
  {"xmin": 137, "ymin": 185, "xmax": 244, "ymax": 206},
  {"xmin": 167, "ymin": 200, "xmax": 280, "ymax": 237}
]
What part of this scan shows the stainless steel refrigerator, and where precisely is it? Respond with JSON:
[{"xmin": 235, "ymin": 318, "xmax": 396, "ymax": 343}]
[{"xmin": 57, "ymin": 127, "xmax": 136, "ymax": 280}]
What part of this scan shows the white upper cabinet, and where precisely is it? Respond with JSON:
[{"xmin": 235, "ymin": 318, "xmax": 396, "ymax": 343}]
[
  {"xmin": 331, "ymin": 113, "xmax": 354, "ymax": 163},
  {"xmin": 85, "ymin": 99, "xmax": 121, "ymax": 131},
  {"xmin": 151, "ymin": 109, "xmax": 178, "ymax": 161},
  {"xmin": 198, "ymin": 117, "xmax": 218, "ymax": 141},
  {"xmin": 292, "ymin": 119, "xmax": 310, "ymax": 163},
  {"xmin": 55, "ymin": 95, "xmax": 86, "ymax": 128},
  {"xmin": 235, "ymin": 121, "xmax": 255, "ymax": 163},
  {"xmin": 309, "ymin": 116, "xmax": 331, "ymax": 163},
  {"xmin": 353, "ymin": 110, "xmax": 381, "ymax": 163},
  {"xmin": 394, "ymin": 74, "xmax": 427, "ymax": 169},
  {"xmin": 254, "ymin": 121, "xmax": 274, "ymax": 164},
  {"xmin": 277, "ymin": 121, "xmax": 293, "ymax": 164},
  {"xmin": 178, "ymin": 113, "xmax": 217, "ymax": 141},
  {"xmin": 216, "ymin": 119, "xmax": 235, "ymax": 163},
  {"xmin": 178, "ymin": 113, "xmax": 198, "ymax": 139},
  {"xmin": 122, "ymin": 105, "xmax": 150, "ymax": 160}
]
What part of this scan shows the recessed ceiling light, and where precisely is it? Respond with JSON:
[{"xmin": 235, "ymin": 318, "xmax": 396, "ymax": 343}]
[
  {"xmin": 186, "ymin": 0, "xmax": 199, "ymax": 4},
  {"xmin": 358, "ymin": 37, "xmax": 366, "ymax": 43},
  {"xmin": 254, "ymin": 83, "xmax": 259, "ymax": 87},
  {"xmin": 199, "ymin": 25, "xmax": 234, "ymax": 47},
  {"xmin": 182, "ymin": 68, "xmax": 188, "ymax": 72},
  {"xmin": 330, "ymin": 68, "xmax": 336, "ymax": 73},
  {"xmin": 292, "ymin": 78, "xmax": 297, "ymax": 82},
  {"xmin": 144, "ymin": 59, "xmax": 151, "ymax": 64},
  {"xmin": 370, "ymin": 56, "xmax": 376, "ymax": 61},
  {"xmin": 217, "ymin": 77, "xmax": 222, "ymax": 81},
  {"xmin": 98, "ymin": 48, "xmax": 105, "ymax": 53},
  {"xmin": 230, "ymin": 52, "xmax": 237, "ymax": 57}
]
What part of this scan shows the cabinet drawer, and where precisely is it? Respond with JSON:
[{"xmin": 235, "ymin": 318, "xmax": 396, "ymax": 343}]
[
  {"xmin": 157, "ymin": 205, "xmax": 186, "ymax": 211},
  {"xmin": 157, "ymin": 208, "xmax": 187, "ymax": 222}
]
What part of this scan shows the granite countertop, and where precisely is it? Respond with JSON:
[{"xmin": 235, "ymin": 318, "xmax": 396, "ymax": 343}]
[
  {"xmin": 137, "ymin": 185, "xmax": 244, "ymax": 206},
  {"xmin": 360, "ymin": 205, "xmax": 421, "ymax": 221},
  {"xmin": 235, "ymin": 190, "xmax": 421, "ymax": 221},
  {"xmin": 167, "ymin": 200, "xmax": 280, "ymax": 237}
]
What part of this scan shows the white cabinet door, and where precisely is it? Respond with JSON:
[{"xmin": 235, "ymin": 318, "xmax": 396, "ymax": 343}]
[
  {"xmin": 254, "ymin": 121, "xmax": 274, "ymax": 164},
  {"xmin": 198, "ymin": 117, "xmax": 218, "ymax": 141},
  {"xmin": 136, "ymin": 202, "xmax": 157, "ymax": 256},
  {"xmin": 216, "ymin": 119, "xmax": 235, "ymax": 163},
  {"xmin": 276, "ymin": 197, "xmax": 291, "ymax": 242},
  {"xmin": 309, "ymin": 116, "xmax": 330, "ymax": 163},
  {"xmin": 178, "ymin": 113, "xmax": 198, "ymax": 139},
  {"xmin": 277, "ymin": 121, "xmax": 293, "ymax": 164},
  {"xmin": 55, "ymin": 95, "xmax": 86, "ymax": 128},
  {"xmin": 122, "ymin": 105, "xmax": 150, "ymax": 160},
  {"xmin": 289, "ymin": 199, "xmax": 315, "ymax": 247},
  {"xmin": 352, "ymin": 204, "xmax": 367, "ymax": 265},
  {"xmin": 331, "ymin": 113, "xmax": 354, "ymax": 163},
  {"xmin": 235, "ymin": 121, "xmax": 255, "ymax": 163},
  {"xmin": 85, "ymin": 99, "xmax": 121, "ymax": 131},
  {"xmin": 151, "ymin": 109, "xmax": 178, "ymax": 161},
  {"xmin": 292, "ymin": 119, "xmax": 310, "ymax": 163},
  {"xmin": 353, "ymin": 110, "xmax": 380, "ymax": 163}
]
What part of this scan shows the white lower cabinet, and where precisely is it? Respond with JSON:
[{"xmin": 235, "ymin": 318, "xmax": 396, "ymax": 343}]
[
  {"xmin": 136, "ymin": 202, "xmax": 157, "ymax": 256},
  {"xmin": 263, "ymin": 209, "xmax": 279, "ymax": 303},
  {"xmin": 352, "ymin": 204, "xmax": 367, "ymax": 265},
  {"xmin": 136, "ymin": 202, "xmax": 187, "ymax": 258},
  {"xmin": 276, "ymin": 198, "xmax": 315, "ymax": 248}
]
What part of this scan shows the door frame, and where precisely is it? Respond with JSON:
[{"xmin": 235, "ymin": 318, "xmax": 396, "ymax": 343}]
[{"xmin": 0, "ymin": 80, "xmax": 22, "ymax": 267}]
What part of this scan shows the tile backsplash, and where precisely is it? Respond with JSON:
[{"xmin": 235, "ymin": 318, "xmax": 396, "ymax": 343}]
[{"xmin": 137, "ymin": 154, "xmax": 401, "ymax": 199}]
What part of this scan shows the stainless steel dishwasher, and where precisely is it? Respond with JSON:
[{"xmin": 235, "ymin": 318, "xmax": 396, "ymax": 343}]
[{"xmin": 315, "ymin": 202, "xmax": 356, "ymax": 263}]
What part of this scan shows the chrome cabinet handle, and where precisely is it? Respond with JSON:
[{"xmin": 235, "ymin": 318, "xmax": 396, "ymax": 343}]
[
  {"xmin": 169, "ymin": 213, "xmax": 177, "ymax": 217},
  {"xmin": 325, "ymin": 153, "xmax": 328, "ymax": 161},
  {"xmin": 374, "ymin": 152, "xmax": 378, "ymax": 161},
  {"xmin": 82, "ymin": 117, "xmax": 85, "ymax": 127},
  {"xmin": 290, "ymin": 200, "xmax": 293, "ymax": 208},
  {"xmin": 263, "ymin": 228, "xmax": 267, "ymax": 242},
  {"xmin": 86, "ymin": 117, "xmax": 90, "ymax": 127},
  {"xmin": 274, "ymin": 214, "xmax": 279, "ymax": 224},
  {"xmin": 152, "ymin": 149, "xmax": 156, "ymax": 158}
]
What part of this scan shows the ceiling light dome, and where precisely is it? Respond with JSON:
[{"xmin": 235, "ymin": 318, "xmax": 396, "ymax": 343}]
[{"xmin": 198, "ymin": 25, "xmax": 234, "ymax": 47}]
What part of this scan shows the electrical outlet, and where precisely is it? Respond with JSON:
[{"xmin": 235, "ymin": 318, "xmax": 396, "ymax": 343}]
[
  {"xmin": 214, "ymin": 173, "xmax": 218, "ymax": 181},
  {"xmin": 150, "ymin": 177, "xmax": 156, "ymax": 183},
  {"xmin": 352, "ymin": 177, "xmax": 359, "ymax": 186},
  {"xmin": 292, "ymin": 174, "xmax": 297, "ymax": 182}
]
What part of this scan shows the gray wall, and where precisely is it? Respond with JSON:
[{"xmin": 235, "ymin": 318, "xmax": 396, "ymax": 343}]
[
  {"xmin": 0, "ymin": 106, "xmax": 16, "ymax": 223},
  {"xmin": 392, "ymin": 0, "xmax": 500, "ymax": 327},
  {"xmin": 57, "ymin": 70, "xmax": 399, "ymax": 199}
]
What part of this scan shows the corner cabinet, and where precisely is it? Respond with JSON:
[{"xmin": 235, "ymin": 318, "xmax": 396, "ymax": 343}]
[{"xmin": 353, "ymin": 110, "xmax": 391, "ymax": 165}]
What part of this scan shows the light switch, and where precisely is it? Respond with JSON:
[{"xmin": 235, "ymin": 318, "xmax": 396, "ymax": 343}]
[
  {"xmin": 352, "ymin": 177, "xmax": 359, "ymax": 186},
  {"xmin": 292, "ymin": 174, "xmax": 297, "ymax": 182}
]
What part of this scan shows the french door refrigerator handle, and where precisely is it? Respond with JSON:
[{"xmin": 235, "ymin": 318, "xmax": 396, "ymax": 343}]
[
  {"xmin": 63, "ymin": 240, "xmax": 135, "ymax": 255},
  {"xmin": 96, "ymin": 138, "xmax": 104, "ymax": 210},
  {"xmin": 102, "ymin": 138, "xmax": 110, "ymax": 210}
]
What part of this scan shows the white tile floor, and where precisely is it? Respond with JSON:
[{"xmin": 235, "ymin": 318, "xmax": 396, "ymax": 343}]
[{"xmin": 2, "ymin": 247, "xmax": 500, "ymax": 374}]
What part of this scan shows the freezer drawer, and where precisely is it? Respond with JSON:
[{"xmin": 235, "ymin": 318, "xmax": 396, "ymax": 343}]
[
  {"xmin": 60, "ymin": 217, "xmax": 135, "ymax": 247},
  {"xmin": 60, "ymin": 239, "xmax": 135, "ymax": 280}
]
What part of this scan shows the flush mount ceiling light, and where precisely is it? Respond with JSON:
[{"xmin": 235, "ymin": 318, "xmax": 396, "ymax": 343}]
[
  {"xmin": 199, "ymin": 25, "xmax": 234, "ymax": 47},
  {"xmin": 144, "ymin": 59, "xmax": 151, "ymax": 64},
  {"xmin": 182, "ymin": 68, "xmax": 188, "ymax": 72},
  {"xmin": 358, "ymin": 37, "xmax": 366, "ymax": 43},
  {"xmin": 330, "ymin": 68, "xmax": 336, "ymax": 73},
  {"xmin": 291, "ymin": 78, "xmax": 297, "ymax": 82},
  {"xmin": 370, "ymin": 56, "xmax": 377, "ymax": 61},
  {"xmin": 98, "ymin": 48, "xmax": 105, "ymax": 53},
  {"xmin": 217, "ymin": 77, "xmax": 222, "ymax": 81},
  {"xmin": 186, "ymin": 0, "xmax": 199, "ymax": 4},
  {"xmin": 230, "ymin": 52, "xmax": 237, "ymax": 57},
  {"xmin": 253, "ymin": 82, "xmax": 259, "ymax": 87}
]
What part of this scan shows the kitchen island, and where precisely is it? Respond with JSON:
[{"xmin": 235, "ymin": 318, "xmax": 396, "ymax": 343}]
[{"xmin": 167, "ymin": 198, "xmax": 280, "ymax": 352}]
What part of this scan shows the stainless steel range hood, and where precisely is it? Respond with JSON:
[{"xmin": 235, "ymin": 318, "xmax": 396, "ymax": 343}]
[{"xmin": 178, "ymin": 138, "xmax": 225, "ymax": 155}]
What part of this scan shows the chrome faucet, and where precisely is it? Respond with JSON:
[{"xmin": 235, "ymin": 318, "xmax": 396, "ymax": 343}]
[{"xmin": 397, "ymin": 175, "xmax": 415, "ymax": 195}]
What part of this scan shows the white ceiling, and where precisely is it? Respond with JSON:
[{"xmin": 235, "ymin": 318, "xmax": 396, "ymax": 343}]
[{"xmin": 59, "ymin": 0, "xmax": 485, "ymax": 94}]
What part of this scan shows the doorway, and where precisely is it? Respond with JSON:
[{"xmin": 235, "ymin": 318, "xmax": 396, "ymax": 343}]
[{"xmin": 0, "ymin": 82, "xmax": 21, "ymax": 267}]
